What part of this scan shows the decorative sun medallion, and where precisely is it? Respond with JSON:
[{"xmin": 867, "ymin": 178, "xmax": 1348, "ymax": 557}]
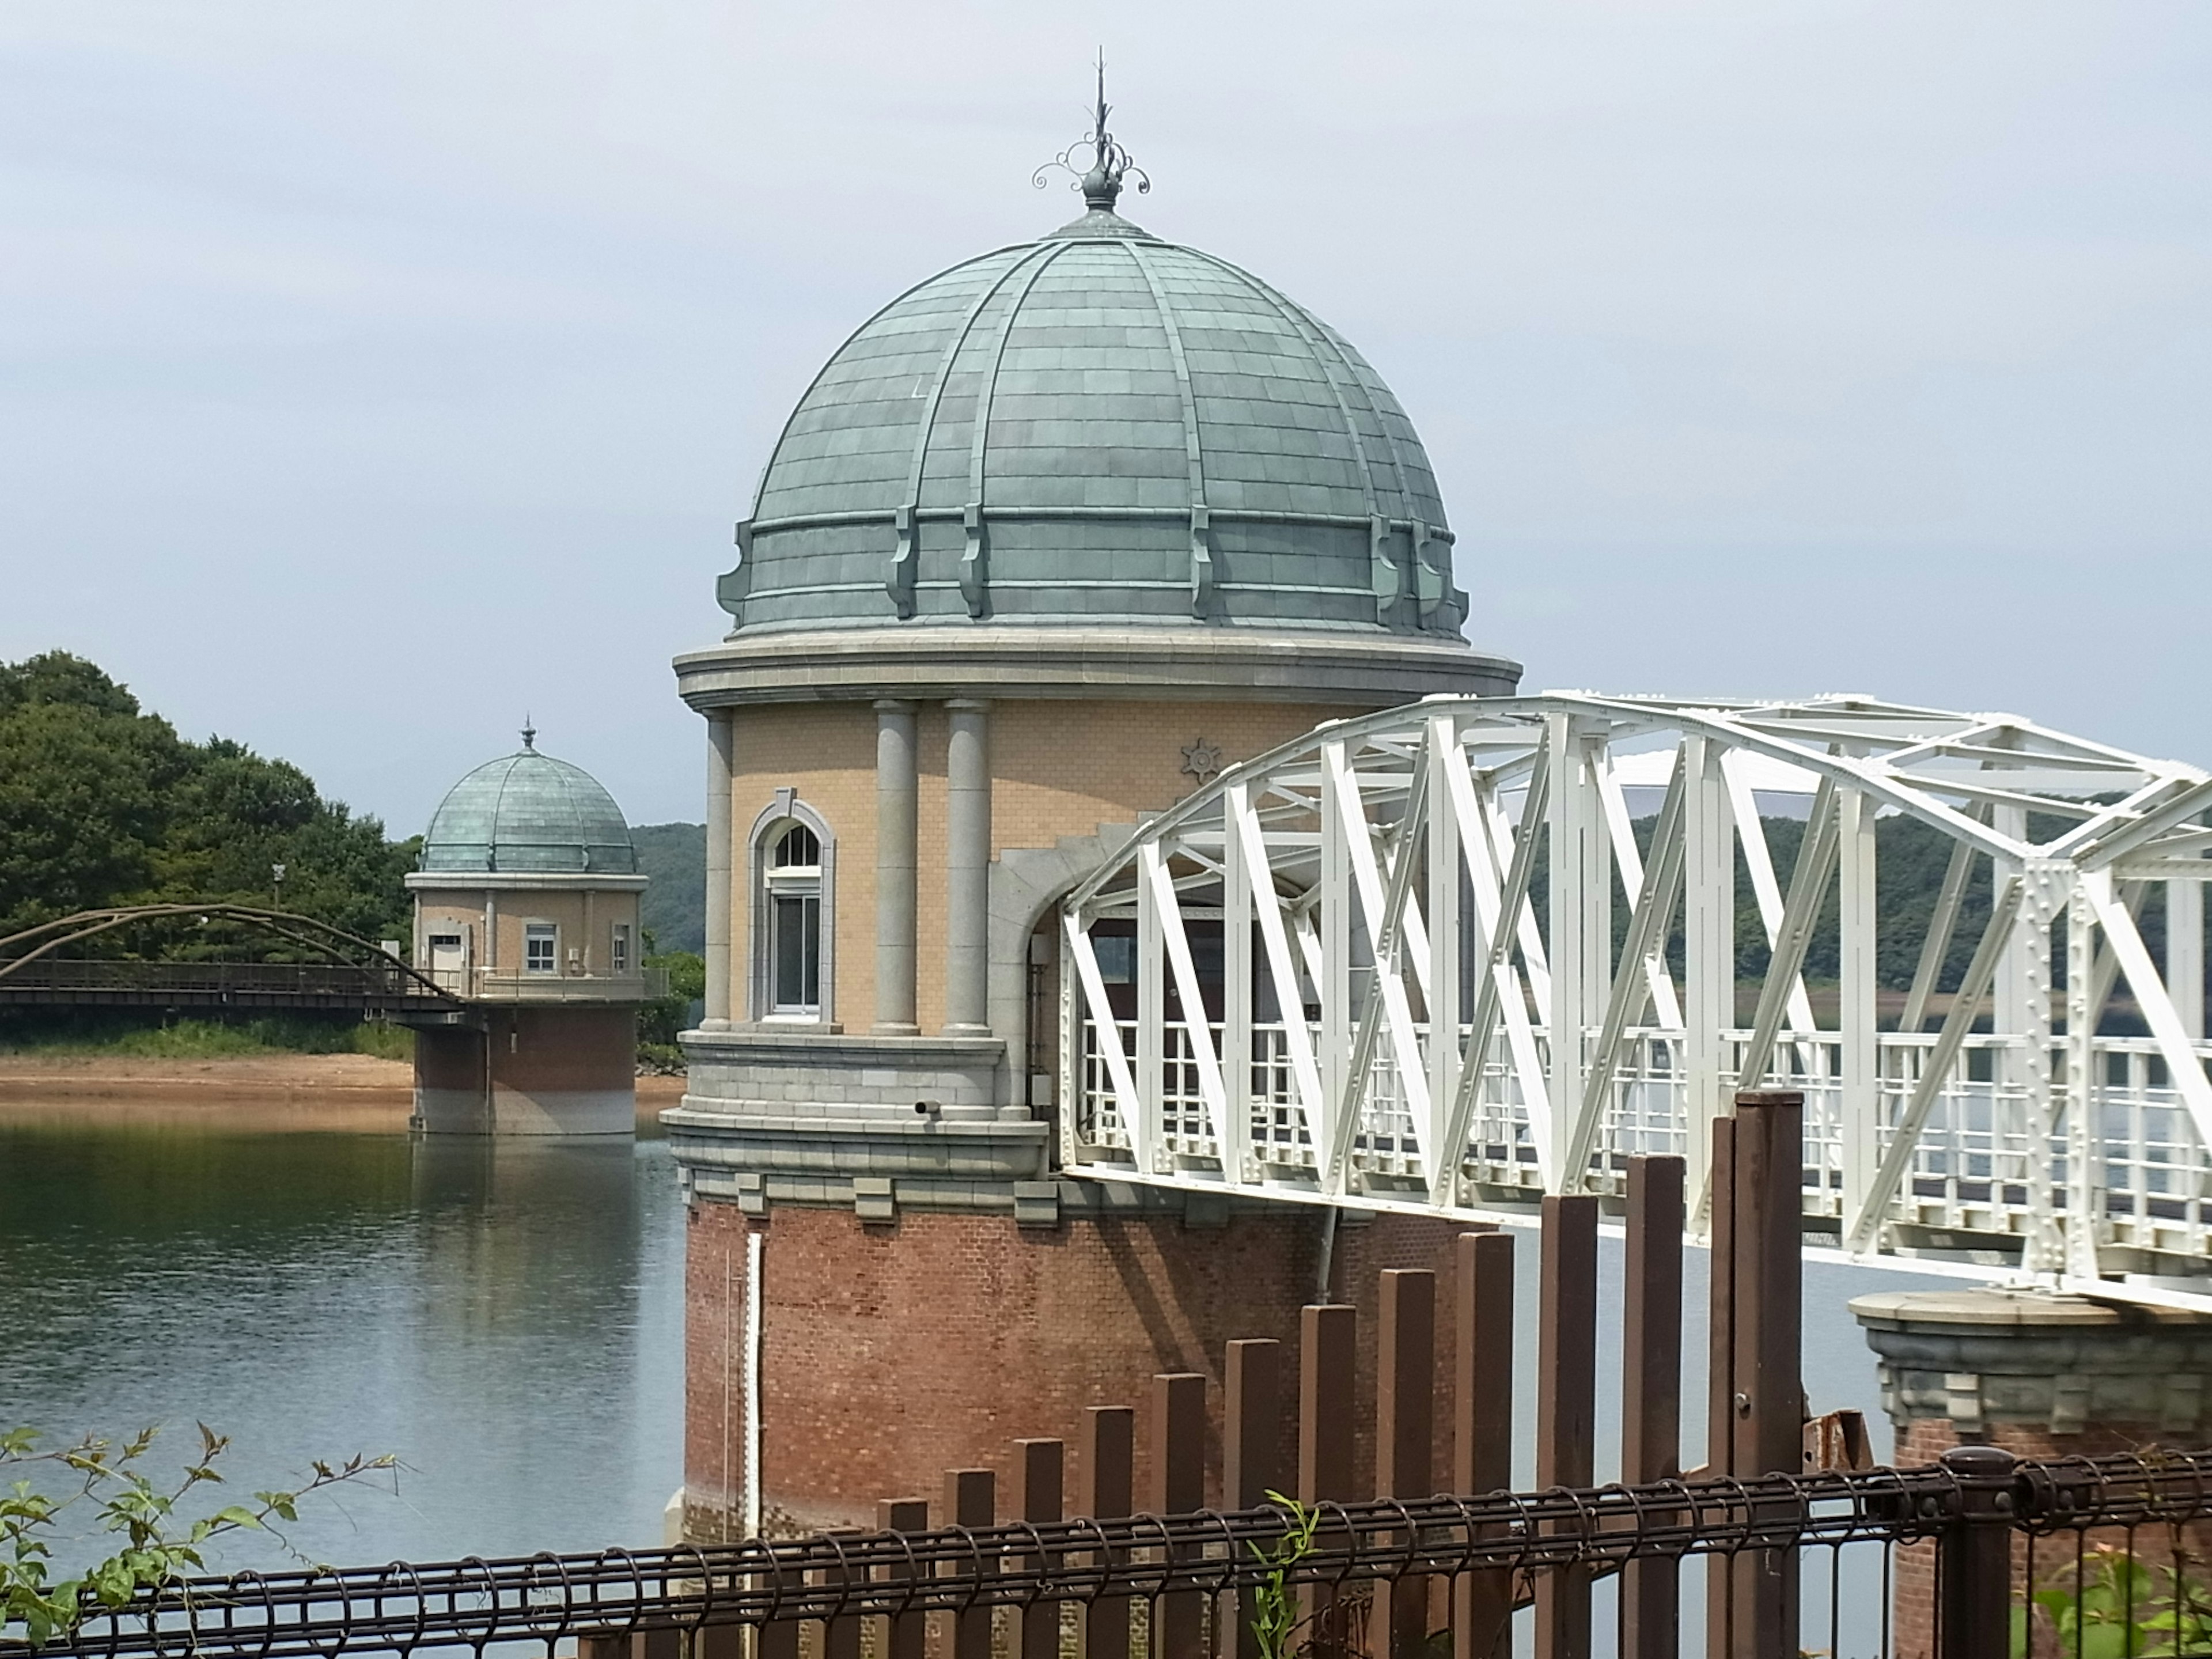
[{"xmin": 1180, "ymin": 738, "xmax": 1224, "ymax": 783}]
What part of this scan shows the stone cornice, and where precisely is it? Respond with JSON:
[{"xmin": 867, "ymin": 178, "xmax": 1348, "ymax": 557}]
[{"xmin": 672, "ymin": 626, "xmax": 1521, "ymax": 711}]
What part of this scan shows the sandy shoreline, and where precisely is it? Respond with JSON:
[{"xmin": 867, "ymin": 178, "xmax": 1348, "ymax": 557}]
[{"xmin": 0, "ymin": 1053, "xmax": 685, "ymax": 1130}]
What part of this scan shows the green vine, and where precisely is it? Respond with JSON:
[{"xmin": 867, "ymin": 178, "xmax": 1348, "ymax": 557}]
[{"xmin": 3, "ymin": 1425, "xmax": 394, "ymax": 1648}]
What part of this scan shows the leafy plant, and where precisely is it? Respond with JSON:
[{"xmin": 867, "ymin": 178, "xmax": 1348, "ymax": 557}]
[
  {"xmin": 1246, "ymin": 1490, "xmax": 1325, "ymax": 1659},
  {"xmin": 2, "ymin": 1425, "xmax": 394, "ymax": 1648},
  {"xmin": 2011, "ymin": 1544, "xmax": 2212, "ymax": 1658}
]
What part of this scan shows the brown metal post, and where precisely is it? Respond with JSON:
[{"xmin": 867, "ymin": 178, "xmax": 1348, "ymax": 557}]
[
  {"xmin": 1376, "ymin": 1269, "xmax": 1438, "ymax": 1659},
  {"xmin": 943, "ymin": 1468, "xmax": 996, "ymax": 1659},
  {"xmin": 1453, "ymin": 1230, "xmax": 1514, "ymax": 1659},
  {"xmin": 1298, "ymin": 1303, "xmax": 1360, "ymax": 1652},
  {"xmin": 1535, "ymin": 1194, "xmax": 1598, "ymax": 1659},
  {"xmin": 1015, "ymin": 1441, "xmax": 1065, "ymax": 1659},
  {"xmin": 876, "ymin": 1498, "xmax": 930, "ymax": 1659},
  {"xmin": 1150, "ymin": 1373, "xmax": 1207, "ymax": 1659},
  {"xmin": 1704, "ymin": 1115, "xmax": 1738, "ymax": 1659},
  {"xmin": 1084, "ymin": 1406, "xmax": 1137, "ymax": 1659},
  {"xmin": 1298, "ymin": 1304, "xmax": 1359, "ymax": 1502},
  {"xmin": 815, "ymin": 1531, "xmax": 862, "ymax": 1659},
  {"xmin": 1729, "ymin": 1091, "xmax": 1802, "ymax": 1659},
  {"xmin": 1620, "ymin": 1155, "xmax": 1685, "ymax": 1659},
  {"xmin": 1225, "ymin": 1339, "xmax": 1283, "ymax": 1659},
  {"xmin": 1936, "ymin": 1445, "xmax": 2018, "ymax": 1659}
]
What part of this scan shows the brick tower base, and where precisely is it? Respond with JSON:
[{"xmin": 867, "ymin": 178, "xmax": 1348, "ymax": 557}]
[
  {"xmin": 681, "ymin": 1192, "xmax": 1471, "ymax": 1539},
  {"xmin": 1855, "ymin": 1287, "xmax": 2212, "ymax": 1654}
]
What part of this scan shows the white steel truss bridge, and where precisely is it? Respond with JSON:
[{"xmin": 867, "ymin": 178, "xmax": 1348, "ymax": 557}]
[{"xmin": 1056, "ymin": 694, "xmax": 2212, "ymax": 1309}]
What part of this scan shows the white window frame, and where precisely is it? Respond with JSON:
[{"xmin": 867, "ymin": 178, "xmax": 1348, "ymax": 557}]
[
  {"xmin": 747, "ymin": 788, "xmax": 836, "ymax": 1026},
  {"xmin": 524, "ymin": 922, "xmax": 558, "ymax": 976},
  {"xmin": 611, "ymin": 922, "xmax": 631, "ymax": 976}
]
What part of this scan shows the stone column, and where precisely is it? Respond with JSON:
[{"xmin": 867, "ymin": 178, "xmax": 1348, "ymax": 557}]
[
  {"xmin": 1855, "ymin": 1287, "xmax": 2212, "ymax": 1656},
  {"xmin": 702, "ymin": 709, "xmax": 735, "ymax": 1029},
  {"xmin": 874, "ymin": 700, "xmax": 920, "ymax": 1035},
  {"xmin": 943, "ymin": 699, "xmax": 991, "ymax": 1036}
]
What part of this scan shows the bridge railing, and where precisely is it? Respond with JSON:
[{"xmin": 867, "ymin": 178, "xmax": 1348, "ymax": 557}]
[
  {"xmin": 0, "ymin": 958, "xmax": 444, "ymax": 999},
  {"xmin": 1070, "ymin": 1012, "xmax": 2212, "ymax": 1264}
]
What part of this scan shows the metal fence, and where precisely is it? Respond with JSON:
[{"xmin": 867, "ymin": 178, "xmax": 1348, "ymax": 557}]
[{"xmin": 17, "ymin": 1447, "xmax": 2212, "ymax": 1659}]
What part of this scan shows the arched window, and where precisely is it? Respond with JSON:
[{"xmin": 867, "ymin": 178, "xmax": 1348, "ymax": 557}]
[
  {"xmin": 748, "ymin": 792, "xmax": 835, "ymax": 1024},
  {"xmin": 766, "ymin": 824, "xmax": 821, "ymax": 1014}
]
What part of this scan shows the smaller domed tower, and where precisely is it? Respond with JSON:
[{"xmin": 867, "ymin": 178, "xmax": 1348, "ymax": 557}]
[{"xmin": 404, "ymin": 730, "xmax": 650, "ymax": 1135}]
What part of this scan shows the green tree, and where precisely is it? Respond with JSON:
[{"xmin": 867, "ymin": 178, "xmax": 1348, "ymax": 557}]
[{"xmin": 0, "ymin": 653, "xmax": 412, "ymax": 949}]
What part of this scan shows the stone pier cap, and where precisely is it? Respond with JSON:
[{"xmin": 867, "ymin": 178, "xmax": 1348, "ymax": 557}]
[{"xmin": 1852, "ymin": 1286, "xmax": 2212, "ymax": 1443}]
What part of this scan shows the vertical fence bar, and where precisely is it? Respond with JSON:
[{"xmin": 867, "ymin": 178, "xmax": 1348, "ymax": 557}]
[
  {"xmin": 877, "ymin": 1498, "xmax": 930, "ymax": 1659},
  {"xmin": 1084, "ymin": 1407, "xmax": 1137, "ymax": 1659},
  {"xmin": 1151, "ymin": 1374, "xmax": 1207, "ymax": 1659},
  {"xmin": 1454, "ymin": 1230, "xmax": 1514, "ymax": 1659},
  {"xmin": 1226, "ymin": 1339, "xmax": 1283, "ymax": 1659},
  {"xmin": 1621, "ymin": 1154, "xmax": 1685, "ymax": 1659},
  {"xmin": 1705, "ymin": 1115, "xmax": 1738, "ymax": 1659},
  {"xmin": 943, "ymin": 1468, "xmax": 996, "ymax": 1659},
  {"xmin": 1536, "ymin": 1194, "xmax": 1599, "ymax": 1659},
  {"xmin": 1016, "ymin": 1441, "xmax": 1065, "ymax": 1659},
  {"xmin": 1730, "ymin": 1092, "xmax": 1802, "ymax": 1659},
  {"xmin": 1376, "ymin": 1270, "xmax": 1438, "ymax": 1659},
  {"xmin": 1936, "ymin": 1446, "xmax": 2018, "ymax": 1659}
]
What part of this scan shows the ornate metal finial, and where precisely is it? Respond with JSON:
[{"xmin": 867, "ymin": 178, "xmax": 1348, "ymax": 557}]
[
  {"xmin": 521, "ymin": 716, "xmax": 536, "ymax": 752},
  {"xmin": 1032, "ymin": 51, "xmax": 1150, "ymax": 212}
]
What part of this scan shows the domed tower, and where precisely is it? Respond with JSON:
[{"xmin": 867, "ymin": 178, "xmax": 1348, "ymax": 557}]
[
  {"xmin": 669, "ymin": 100, "xmax": 1519, "ymax": 1537},
  {"xmin": 404, "ymin": 730, "xmax": 650, "ymax": 1135}
]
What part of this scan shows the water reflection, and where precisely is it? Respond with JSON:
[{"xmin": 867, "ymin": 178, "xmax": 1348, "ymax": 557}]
[{"xmin": 0, "ymin": 1114, "xmax": 682, "ymax": 1569}]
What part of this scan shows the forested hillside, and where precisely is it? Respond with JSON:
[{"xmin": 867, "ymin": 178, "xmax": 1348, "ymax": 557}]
[
  {"xmin": 0, "ymin": 652, "xmax": 414, "ymax": 946},
  {"xmin": 632, "ymin": 822, "xmax": 706, "ymax": 953}
]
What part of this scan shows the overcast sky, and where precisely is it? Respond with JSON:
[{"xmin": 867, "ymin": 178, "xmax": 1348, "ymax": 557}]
[{"xmin": 3, "ymin": 1, "xmax": 2207, "ymax": 831}]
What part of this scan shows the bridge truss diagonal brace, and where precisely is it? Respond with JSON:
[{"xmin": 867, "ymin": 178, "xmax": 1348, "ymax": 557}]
[
  {"xmin": 1229, "ymin": 782, "xmax": 1329, "ymax": 1149},
  {"xmin": 1143, "ymin": 840, "xmax": 1229, "ymax": 1166},
  {"xmin": 1566, "ymin": 749, "xmax": 1688, "ymax": 1191},
  {"xmin": 1321, "ymin": 737, "xmax": 1433, "ymax": 1193}
]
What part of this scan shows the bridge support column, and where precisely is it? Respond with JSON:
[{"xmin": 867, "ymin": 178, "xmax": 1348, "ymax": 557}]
[
  {"xmin": 1854, "ymin": 1287, "xmax": 2212, "ymax": 1654},
  {"xmin": 414, "ymin": 1006, "xmax": 636, "ymax": 1135}
]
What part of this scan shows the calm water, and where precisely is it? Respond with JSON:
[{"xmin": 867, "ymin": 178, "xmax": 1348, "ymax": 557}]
[
  {"xmin": 2, "ymin": 1103, "xmax": 1939, "ymax": 1632},
  {"xmin": 0, "ymin": 1112, "xmax": 684, "ymax": 1570}
]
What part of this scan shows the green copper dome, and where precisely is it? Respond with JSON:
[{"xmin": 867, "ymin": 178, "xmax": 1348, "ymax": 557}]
[
  {"xmin": 419, "ymin": 741, "xmax": 637, "ymax": 875},
  {"xmin": 718, "ymin": 201, "xmax": 1469, "ymax": 638}
]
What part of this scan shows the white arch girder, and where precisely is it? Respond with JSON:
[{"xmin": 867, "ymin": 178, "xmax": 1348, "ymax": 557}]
[{"xmin": 1059, "ymin": 692, "xmax": 2212, "ymax": 1310}]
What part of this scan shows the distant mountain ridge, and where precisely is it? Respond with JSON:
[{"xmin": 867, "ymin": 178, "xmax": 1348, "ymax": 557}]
[{"xmin": 631, "ymin": 821, "xmax": 706, "ymax": 955}]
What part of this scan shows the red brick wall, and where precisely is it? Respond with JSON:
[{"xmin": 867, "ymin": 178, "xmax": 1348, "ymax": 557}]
[
  {"xmin": 683, "ymin": 1200, "xmax": 1476, "ymax": 1538},
  {"xmin": 1889, "ymin": 1417, "xmax": 2209, "ymax": 1659}
]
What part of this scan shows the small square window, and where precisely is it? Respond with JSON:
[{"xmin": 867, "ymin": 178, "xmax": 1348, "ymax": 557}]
[{"xmin": 525, "ymin": 924, "xmax": 558, "ymax": 975}]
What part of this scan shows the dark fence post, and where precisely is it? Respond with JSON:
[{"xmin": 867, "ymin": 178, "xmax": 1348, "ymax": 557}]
[
  {"xmin": 1083, "ymin": 1406, "xmax": 1136, "ymax": 1659},
  {"xmin": 1225, "ymin": 1339, "xmax": 1283, "ymax": 1659},
  {"xmin": 1016, "ymin": 1440, "xmax": 1065, "ymax": 1659},
  {"xmin": 943, "ymin": 1468, "xmax": 995, "ymax": 1659},
  {"xmin": 1299, "ymin": 1303, "xmax": 1360, "ymax": 1653},
  {"xmin": 1453, "ymin": 1230, "xmax": 1514, "ymax": 1659},
  {"xmin": 1535, "ymin": 1194, "xmax": 1599, "ymax": 1659},
  {"xmin": 1621, "ymin": 1155, "xmax": 1685, "ymax": 1659},
  {"xmin": 1937, "ymin": 1445, "xmax": 2018, "ymax": 1659},
  {"xmin": 1729, "ymin": 1092, "xmax": 1802, "ymax": 1659},
  {"xmin": 1704, "ymin": 1115, "xmax": 1737, "ymax": 1659},
  {"xmin": 1376, "ymin": 1268, "xmax": 1438, "ymax": 1659},
  {"xmin": 877, "ymin": 1498, "xmax": 930, "ymax": 1659},
  {"xmin": 1151, "ymin": 1373, "xmax": 1208, "ymax": 1659}
]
